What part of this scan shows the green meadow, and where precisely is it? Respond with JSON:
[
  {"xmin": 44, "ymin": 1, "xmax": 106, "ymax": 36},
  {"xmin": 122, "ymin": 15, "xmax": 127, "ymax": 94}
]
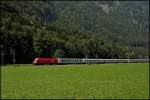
[{"xmin": 1, "ymin": 63, "xmax": 149, "ymax": 99}]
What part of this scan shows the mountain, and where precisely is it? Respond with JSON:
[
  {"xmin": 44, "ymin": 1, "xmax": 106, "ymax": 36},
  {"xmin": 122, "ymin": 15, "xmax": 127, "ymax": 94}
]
[
  {"xmin": 1, "ymin": 1, "xmax": 149, "ymax": 46},
  {"xmin": 50, "ymin": 1, "xmax": 149, "ymax": 47},
  {"xmin": 0, "ymin": 1, "xmax": 149, "ymax": 63}
]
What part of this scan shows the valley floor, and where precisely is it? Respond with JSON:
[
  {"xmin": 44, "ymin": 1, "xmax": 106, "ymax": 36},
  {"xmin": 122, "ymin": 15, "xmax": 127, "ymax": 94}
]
[{"xmin": 1, "ymin": 63, "xmax": 149, "ymax": 99}]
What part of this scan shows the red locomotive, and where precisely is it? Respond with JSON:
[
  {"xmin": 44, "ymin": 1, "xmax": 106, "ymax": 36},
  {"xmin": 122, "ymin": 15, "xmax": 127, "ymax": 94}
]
[{"xmin": 32, "ymin": 57, "xmax": 58, "ymax": 65}]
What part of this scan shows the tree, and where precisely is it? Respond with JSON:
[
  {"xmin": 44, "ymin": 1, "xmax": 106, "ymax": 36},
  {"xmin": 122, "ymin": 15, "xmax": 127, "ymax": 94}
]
[{"xmin": 54, "ymin": 49, "xmax": 65, "ymax": 58}]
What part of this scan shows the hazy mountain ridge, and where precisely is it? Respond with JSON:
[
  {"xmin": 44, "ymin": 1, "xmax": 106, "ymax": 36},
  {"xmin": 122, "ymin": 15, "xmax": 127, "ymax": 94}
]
[
  {"xmin": 1, "ymin": 1, "xmax": 149, "ymax": 48},
  {"xmin": 47, "ymin": 1, "xmax": 149, "ymax": 48}
]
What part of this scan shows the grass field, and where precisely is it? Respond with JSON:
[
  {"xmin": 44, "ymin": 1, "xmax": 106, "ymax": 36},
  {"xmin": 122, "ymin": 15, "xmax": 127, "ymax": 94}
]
[{"xmin": 1, "ymin": 63, "xmax": 149, "ymax": 99}]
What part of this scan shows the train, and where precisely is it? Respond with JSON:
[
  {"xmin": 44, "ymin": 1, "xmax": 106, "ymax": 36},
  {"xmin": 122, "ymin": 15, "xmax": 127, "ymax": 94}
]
[{"xmin": 32, "ymin": 57, "xmax": 149, "ymax": 65}]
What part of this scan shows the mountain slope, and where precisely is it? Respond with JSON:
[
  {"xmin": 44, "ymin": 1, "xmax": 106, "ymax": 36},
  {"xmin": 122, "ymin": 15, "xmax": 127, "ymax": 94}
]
[{"xmin": 0, "ymin": 1, "xmax": 149, "ymax": 64}]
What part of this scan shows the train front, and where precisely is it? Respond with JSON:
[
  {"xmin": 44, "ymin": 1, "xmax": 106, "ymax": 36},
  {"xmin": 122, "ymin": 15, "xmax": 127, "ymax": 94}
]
[{"xmin": 32, "ymin": 57, "xmax": 59, "ymax": 65}]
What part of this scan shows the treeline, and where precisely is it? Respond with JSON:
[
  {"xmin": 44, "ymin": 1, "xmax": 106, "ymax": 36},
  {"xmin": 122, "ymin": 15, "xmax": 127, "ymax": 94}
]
[{"xmin": 0, "ymin": 1, "xmax": 148, "ymax": 64}]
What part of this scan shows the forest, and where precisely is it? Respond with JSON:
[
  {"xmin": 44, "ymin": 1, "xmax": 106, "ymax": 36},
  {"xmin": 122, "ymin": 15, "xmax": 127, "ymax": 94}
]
[{"xmin": 0, "ymin": 1, "xmax": 149, "ymax": 64}]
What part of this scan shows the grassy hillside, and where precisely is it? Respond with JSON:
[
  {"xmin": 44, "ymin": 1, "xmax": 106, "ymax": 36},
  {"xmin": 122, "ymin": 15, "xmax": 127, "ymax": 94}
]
[{"xmin": 1, "ymin": 63, "xmax": 149, "ymax": 99}]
